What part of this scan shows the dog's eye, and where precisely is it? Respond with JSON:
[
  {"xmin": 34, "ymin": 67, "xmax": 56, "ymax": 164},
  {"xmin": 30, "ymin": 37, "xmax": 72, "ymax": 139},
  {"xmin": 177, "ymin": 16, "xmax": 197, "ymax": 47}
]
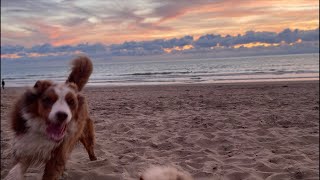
[
  {"xmin": 67, "ymin": 98, "xmax": 75, "ymax": 107},
  {"xmin": 42, "ymin": 97, "xmax": 53, "ymax": 106}
]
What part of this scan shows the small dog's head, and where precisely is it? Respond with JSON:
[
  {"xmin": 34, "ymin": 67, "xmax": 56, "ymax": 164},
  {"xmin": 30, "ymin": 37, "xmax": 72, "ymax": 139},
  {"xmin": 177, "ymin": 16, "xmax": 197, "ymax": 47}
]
[{"xmin": 23, "ymin": 80, "xmax": 82, "ymax": 142}]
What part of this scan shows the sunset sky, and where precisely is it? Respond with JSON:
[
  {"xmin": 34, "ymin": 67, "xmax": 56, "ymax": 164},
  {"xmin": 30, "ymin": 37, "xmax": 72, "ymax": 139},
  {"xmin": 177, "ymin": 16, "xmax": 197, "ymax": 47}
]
[{"xmin": 1, "ymin": 0, "xmax": 319, "ymax": 47}]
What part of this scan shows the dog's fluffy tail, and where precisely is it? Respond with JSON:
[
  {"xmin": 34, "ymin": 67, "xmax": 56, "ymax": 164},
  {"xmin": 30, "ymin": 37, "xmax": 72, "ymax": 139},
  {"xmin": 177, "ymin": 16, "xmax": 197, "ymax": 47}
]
[{"xmin": 66, "ymin": 56, "xmax": 93, "ymax": 91}]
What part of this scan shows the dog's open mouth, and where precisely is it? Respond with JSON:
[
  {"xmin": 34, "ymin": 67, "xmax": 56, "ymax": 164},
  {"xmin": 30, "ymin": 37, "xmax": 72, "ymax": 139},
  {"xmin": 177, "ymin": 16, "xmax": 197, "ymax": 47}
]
[{"xmin": 46, "ymin": 122, "xmax": 67, "ymax": 142}]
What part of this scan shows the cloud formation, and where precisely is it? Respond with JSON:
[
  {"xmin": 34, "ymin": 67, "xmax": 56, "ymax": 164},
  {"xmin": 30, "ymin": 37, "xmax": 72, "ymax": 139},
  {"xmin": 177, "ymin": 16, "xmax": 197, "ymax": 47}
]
[
  {"xmin": 1, "ymin": 0, "xmax": 319, "ymax": 47},
  {"xmin": 1, "ymin": 28, "xmax": 318, "ymax": 60}
]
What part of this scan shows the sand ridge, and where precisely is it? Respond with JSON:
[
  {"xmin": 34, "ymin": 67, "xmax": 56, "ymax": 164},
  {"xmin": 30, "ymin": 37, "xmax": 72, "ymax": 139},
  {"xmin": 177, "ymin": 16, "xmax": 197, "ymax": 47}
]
[{"xmin": 1, "ymin": 81, "xmax": 319, "ymax": 180}]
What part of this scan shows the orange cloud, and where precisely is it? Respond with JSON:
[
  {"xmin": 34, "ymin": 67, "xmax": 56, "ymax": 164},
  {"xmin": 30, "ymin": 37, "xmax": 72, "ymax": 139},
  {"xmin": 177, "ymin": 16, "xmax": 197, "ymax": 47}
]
[
  {"xmin": 1, "ymin": 0, "xmax": 318, "ymax": 46},
  {"xmin": 164, "ymin": 44, "xmax": 194, "ymax": 53},
  {"xmin": 26, "ymin": 20, "xmax": 64, "ymax": 39},
  {"xmin": 233, "ymin": 39, "xmax": 304, "ymax": 49},
  {"xmin": 1, "ymin": 53, "xmax": 21, "ymax": 59},
  {"xmin": 51, "ymin": 38, "xmax": 81, "ymax": 46}
]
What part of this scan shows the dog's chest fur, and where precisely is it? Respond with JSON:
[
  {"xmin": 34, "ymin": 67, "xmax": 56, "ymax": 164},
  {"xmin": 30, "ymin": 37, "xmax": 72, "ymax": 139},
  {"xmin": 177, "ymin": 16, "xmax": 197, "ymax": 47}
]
[
  {"xmin": 12, "ymin": 131, "xmax": 60, "ymax": 164},
  {"xmin": 12, "ymin": 121, "xmax": 78, "ymax": 165}
]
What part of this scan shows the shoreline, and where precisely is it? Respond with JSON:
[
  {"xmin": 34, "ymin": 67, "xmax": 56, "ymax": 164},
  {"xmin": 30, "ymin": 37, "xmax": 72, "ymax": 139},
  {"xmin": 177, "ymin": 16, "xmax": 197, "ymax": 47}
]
[
  {"xmin": 87, "ymin": 79, "xmax": 319, "ymax": 88},
  {"xmin": 2, "ymin": 79, "xmax": 319, "ymax": 90}
]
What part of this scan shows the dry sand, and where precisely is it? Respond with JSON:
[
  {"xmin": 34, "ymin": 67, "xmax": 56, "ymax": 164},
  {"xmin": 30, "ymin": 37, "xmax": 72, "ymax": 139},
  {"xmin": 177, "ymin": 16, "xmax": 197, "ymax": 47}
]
[{"xmin": 1, "ymin": 81, "xmax": 319, "ymax": 180}]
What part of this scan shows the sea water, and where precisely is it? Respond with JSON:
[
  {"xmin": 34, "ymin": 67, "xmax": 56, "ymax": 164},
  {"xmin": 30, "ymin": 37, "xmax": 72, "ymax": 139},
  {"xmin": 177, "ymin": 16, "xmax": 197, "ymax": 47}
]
[{"xmin": 1, "ymin": 53, "xmax": 319, "ymax": 87}]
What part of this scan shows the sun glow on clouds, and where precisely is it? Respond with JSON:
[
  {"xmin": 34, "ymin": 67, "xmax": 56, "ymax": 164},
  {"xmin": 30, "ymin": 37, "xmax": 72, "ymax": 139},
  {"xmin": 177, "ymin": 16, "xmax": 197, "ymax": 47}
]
[
  {"xmin": 233, "ymin": 39, "xmax": 303, "ymax": 49},
  {"xmin": 233, "ymin": 42, "xmax": 282, "ymax": 49},
  {"xmin": 1, "ymin": 26, "xmax": 318, "ymax": 60},
  {"xmin": 164, "ymin": 44, "xmax": 194, "ymax": 53},
  {"xmin": 1, "ymin": 0, "xmax": 319, "ymax": 47},
  {"xmin": 1, "ymin": 54, "xmax": 22, "ymax": 59},
  {"xmin": 0, "ymin": 51, "xmax": 85, "ymax": 60}
]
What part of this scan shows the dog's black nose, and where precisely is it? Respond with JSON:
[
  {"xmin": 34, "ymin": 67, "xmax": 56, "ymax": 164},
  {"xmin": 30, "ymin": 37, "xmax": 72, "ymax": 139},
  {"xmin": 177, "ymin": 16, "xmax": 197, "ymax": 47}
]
[{"xmin": 56, "ymin": 111, "xmax": 68, "ymax": 123}]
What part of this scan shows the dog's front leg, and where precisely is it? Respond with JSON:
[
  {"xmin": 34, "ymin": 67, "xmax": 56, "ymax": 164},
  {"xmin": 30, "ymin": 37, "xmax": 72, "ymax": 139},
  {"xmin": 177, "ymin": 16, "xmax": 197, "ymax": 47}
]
[{"xmin": 42, "ymin": 146, "xmax": 67, "ymax": 180}]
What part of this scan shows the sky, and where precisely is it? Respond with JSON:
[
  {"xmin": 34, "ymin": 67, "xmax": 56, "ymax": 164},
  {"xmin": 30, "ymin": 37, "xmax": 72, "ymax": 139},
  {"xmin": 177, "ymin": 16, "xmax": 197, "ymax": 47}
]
[{"xmin": 1, "ymin": 0, "xmax": 319, "ymax": 60}]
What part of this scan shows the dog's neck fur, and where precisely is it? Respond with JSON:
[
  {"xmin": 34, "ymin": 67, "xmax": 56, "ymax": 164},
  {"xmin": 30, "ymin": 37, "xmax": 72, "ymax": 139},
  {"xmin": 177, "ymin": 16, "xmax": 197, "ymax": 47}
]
[
  {"xmin": 12, "ymin": 128, "xmax": 60, "ymax": 166},
  {"xmin": 12, "ymin": 111, "xmax": 60, "ymax": 165},
  {"xmin": 12, "ymin": 109, "xmax": 78, "ymax": 166}
]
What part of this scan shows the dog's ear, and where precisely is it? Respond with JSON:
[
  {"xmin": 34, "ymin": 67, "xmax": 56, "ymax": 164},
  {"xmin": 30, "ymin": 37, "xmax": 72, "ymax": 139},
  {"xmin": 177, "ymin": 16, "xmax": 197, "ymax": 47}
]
[
  {"xmin": 24, "ymin": 88, "xmax": 38, "ymax": 102},
  {"xmin": 33, "ymin": 80, "xmax": 52, "ymax": 94}
]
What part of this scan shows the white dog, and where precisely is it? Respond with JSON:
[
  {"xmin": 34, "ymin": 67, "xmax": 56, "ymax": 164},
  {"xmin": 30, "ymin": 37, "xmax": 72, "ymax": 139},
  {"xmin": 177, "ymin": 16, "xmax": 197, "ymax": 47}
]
[{"xmin": 140, "ymin": 166, "xmax": 193, "ymax": 180}]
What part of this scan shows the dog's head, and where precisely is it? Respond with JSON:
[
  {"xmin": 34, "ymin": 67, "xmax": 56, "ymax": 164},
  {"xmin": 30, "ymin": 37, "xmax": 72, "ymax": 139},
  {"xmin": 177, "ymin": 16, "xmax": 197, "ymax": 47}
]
[
  {"xmin": 16, "ymin": 56, "xmax": 92, "ymax": 142},
  {"xmin": 21, "ymin": 80, "xmax": 83, "ymax": 142}
]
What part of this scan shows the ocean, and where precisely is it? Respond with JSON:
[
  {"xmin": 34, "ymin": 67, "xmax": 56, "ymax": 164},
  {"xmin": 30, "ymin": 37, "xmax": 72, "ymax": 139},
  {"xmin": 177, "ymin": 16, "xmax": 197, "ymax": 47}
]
[{"xmin": 1, "ymin": 53, "xmax": 319, "ymax": 87}]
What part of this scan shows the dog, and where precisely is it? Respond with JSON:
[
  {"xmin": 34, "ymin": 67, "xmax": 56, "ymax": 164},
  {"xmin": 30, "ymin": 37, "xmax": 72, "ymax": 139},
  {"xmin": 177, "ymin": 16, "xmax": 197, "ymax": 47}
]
[
  {"xmin": 140, "ymin": 166, "xmax": 193, "ymax": 180},
  {"xmin": 5, "ymin": 56, "xmax": 97, "ymax": 180}
]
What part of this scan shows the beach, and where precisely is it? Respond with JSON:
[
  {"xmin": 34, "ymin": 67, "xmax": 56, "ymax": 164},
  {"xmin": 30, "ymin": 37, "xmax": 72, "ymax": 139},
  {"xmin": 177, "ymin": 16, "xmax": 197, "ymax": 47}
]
[{"xmin": 1, "ymin": 81, "xmax": 319, "ymax": 180}]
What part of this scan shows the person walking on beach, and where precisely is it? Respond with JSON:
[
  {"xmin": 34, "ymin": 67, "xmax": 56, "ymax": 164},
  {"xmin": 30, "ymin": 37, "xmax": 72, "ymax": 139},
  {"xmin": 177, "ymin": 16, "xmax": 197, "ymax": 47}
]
[{"xmin": 2, "ymin": 79, "xmax": 5, "ymax": 90}]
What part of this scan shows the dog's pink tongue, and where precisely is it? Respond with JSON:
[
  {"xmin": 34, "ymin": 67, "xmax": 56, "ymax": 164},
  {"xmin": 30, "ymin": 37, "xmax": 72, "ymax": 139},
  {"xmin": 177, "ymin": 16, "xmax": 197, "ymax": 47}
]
[{"xmin": 46, "ymin": 123, "xmax": 66, "ymax": 142}]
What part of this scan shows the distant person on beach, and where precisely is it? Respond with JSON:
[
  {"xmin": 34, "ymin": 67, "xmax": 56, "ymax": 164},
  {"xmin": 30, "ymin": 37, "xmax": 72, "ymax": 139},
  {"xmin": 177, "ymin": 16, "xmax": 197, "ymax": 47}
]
[{"xmin": 2, "ymin": 79, "xmax": 5, "ymax": 90}]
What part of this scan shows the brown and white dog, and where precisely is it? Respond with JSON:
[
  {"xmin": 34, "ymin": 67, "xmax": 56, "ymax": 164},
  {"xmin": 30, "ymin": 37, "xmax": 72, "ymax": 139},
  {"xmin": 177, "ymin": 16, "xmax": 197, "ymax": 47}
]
[
  {"xmin": 140, "ymin": 166, "xmax": 193, "ymax": 180},
  {"xmin": 5, "ymin": 56, "xmax": 97, "ymax": 180}
]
